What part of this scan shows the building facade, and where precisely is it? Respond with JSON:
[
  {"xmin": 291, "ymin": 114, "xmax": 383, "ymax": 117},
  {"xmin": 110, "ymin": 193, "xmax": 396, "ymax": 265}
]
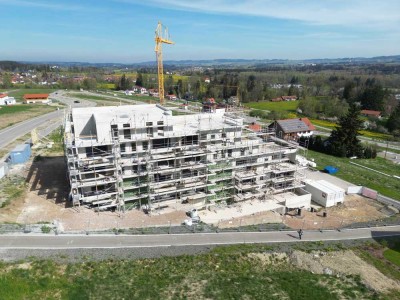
[{"xmin": 64, "ymin": 104, "xmax": 306, "ymax": 212}]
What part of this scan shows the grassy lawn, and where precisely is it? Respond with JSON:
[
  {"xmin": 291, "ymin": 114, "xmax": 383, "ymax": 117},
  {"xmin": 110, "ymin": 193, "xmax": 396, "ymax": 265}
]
[
  {"xmin": 245, "ymin": 101, "xmax": 299, "ymax": 112},
  {"xmin": 307, "ymin": 150, "xmax": 400, "ymax": 200},
  {"xmin": 7, "ymin": 89, "xmax": 57, "ymax": 102},
  {"xmin": 383, "ymin": 242, "xmax": 400, "ymax": 267},
  {"xmin": 0, "ymin": 105, "xmax": 36, "ymax": 116},
  {"xmin": 0, "ymin": 245, "xmax": 383, "ymax": 300},
  {"xmin": 0, "ymin": 105, "xmax": 56, "ymax": 130},
  {"xmin": 0, "ymin": 176, "xmax": 26, "ymax": 208}
]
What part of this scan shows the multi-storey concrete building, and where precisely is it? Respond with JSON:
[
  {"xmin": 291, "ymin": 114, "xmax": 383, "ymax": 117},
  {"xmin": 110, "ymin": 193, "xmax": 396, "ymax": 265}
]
[{"xmin": 64, "ymin": 104, "xmax": 307, "ymax": 212}]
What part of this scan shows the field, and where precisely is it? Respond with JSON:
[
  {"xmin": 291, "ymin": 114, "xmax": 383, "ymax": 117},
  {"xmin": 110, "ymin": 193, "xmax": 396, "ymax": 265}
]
[
  {"xmin": 7, "ymin": 89, "xmax": 57, "ymax": 102},
  {"xmin": 0, "ymin": 105, "xmax": 56, "ymax": 130},
  {"xmin": 307, "ymin": 150, "xmax": 400, "ymax": 200},
  {"xmin": 311, "ymin": 119, "xmax": 392, "ymax": 140},
  {"xmin": 1, "ymin": 241, "xmax": 399, "ymax": 300},
  {"xmin": 97, "ymin": 83, "xmax": 116, "ymax": 89},
  {"xmin": 245, "ymin": 101, "xmax": 299, "ymax": 112}
]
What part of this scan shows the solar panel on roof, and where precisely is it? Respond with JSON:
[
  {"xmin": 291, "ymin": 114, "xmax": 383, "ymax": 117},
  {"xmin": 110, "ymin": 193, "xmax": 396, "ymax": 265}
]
[{"xmin": 277, "ymin": 119, "xmax": 309, "ymax": 133}]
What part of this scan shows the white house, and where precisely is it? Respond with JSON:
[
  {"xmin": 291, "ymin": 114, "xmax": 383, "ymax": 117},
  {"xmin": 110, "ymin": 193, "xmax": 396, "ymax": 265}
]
[
  {"xmin": 0, "ymin": 94, "xmax": 16, "ymax": 106},
  {"xmin": 133, "ymin": 86, "xmax": 148, "ymax": 95}
]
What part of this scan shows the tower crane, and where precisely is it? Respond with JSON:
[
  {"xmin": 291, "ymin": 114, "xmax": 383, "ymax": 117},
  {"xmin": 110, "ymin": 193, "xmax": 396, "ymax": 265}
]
[{"xmin": 155, "ymin": 21, "xmax": 174, "ymax": 106}]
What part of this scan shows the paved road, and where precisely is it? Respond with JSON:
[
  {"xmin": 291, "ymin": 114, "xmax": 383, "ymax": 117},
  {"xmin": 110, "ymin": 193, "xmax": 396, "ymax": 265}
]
[
  {"xmin": 0, "ymin": 91, "xmax": 96, "ymax": 150},
  {"xmin": 0, "ymin": 109, "xmax": 64, "ymax": 149},
  {"xmin": 1, "ymin": 225, "xmax": 399, "ymax": 249},
  {"xmin": 314, "ymin": 127, "xmax": 400, "ymax": 151}
]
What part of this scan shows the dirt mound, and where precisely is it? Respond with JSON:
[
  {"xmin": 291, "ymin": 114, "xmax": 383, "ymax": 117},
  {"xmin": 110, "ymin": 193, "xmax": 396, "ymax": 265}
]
[{"xmin": 290, "ymin": 250, "xmax": 399, "ymax": 292}]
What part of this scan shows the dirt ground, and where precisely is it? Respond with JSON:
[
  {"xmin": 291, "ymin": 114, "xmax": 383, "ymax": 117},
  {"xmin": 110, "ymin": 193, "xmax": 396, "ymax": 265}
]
[
  {"xmin": 248, "ymin": 250, "xmax": 400, "ymax": 293},
  {"xmin": 284, "ymin": 194, "xmax": 387, "ymax": 230},
  {"xmin": 0, "ymin": 155, "xmax": 392, "ymax": 232}
]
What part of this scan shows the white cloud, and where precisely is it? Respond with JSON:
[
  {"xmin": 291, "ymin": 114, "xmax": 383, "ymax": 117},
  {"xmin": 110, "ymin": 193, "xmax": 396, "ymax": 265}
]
[
  {"xmin": 116, "ymin": 0, "xmax": 400, "ymax": 29},
  {"xmin": 0, "ymin": 0, "xmax": 83, "ymax": 11}
]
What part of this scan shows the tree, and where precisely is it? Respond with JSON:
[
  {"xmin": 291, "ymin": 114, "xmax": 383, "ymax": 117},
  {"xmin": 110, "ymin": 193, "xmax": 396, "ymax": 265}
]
[
  {"xmin": 246, "ymin": 75, "xmax": 256, "ymax": 92},
  {"xmin": 82, "ymin": 78, "xmax": 97, "ymax": 90},
  {"xmin": 387, "ymin": 102, "xmax": 400, "ymax": 133},
  {"xmin": 117, "ymin": 74, "xmax": 131, "ymax": 90},
  {"xmin": 1, "ymin": 73, "xmax": 12, "ymax": 88},
  {"xmin": 135, "ymin": 73, "xmax": 143, "ymax": 87},
  {"xmin": 327, "ymin": 103, "xmax": 364, "ymax": 157},
  {"xmin": 357, "ymin": 81, "xmax": 386, "ymax": 111}
]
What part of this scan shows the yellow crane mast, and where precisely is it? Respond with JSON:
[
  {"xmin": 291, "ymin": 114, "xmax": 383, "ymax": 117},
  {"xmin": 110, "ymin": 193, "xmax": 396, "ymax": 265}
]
[{"xmin": 155, "ymin": 21, "xmax": 174, "ymax": 106}]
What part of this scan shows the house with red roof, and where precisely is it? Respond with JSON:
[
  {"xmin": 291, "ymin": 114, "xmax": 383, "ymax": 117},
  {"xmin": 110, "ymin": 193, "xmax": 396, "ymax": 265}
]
[
  {"xmin": 0, "ymin": 93, "xmax": 17, "ymax": 105},
  {"xmin": 23, "ymin": 94, "xmax": 51, "ymax": 104},
  {"xmin": 361, "ymin": 110, "xmax": 381, "ymax": 118}
]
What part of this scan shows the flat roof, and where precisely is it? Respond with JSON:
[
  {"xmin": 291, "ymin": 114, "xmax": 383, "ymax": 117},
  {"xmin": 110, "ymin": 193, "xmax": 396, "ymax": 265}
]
[
  {"xmin": 70, "ymin": 104, "xmax": 240, "ymax": 144},
  {"xmin": 305, "ymin": 180, "xmax": 344, "ymax": 194},
  {"xmin": 12, "ymin": 143, "xmax": 29, "ymax": 152}
]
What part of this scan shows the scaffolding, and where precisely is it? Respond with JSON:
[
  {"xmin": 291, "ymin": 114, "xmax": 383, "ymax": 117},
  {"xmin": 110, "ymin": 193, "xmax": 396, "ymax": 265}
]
[{"xmin": 65, "ymin": 105, "xmax": 305, "ymax": 212}]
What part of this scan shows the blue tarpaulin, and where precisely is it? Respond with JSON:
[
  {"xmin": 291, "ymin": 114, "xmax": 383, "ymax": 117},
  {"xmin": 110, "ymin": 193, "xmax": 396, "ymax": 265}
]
[{"xmin": 324, "ymin": 165, "xmax": 338, "ymax": 174}]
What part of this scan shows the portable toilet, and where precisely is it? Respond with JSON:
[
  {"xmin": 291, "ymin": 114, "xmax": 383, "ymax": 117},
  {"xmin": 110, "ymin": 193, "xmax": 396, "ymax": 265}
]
[{"xmin": 9, "ymin": 143, "xmax": 31, "ymax": 164}]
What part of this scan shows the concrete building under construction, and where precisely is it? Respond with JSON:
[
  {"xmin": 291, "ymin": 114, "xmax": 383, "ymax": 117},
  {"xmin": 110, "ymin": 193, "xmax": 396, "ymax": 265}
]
[{"xmin": 64, "ymin": 104, "xmax": 308, "ymax": 212}]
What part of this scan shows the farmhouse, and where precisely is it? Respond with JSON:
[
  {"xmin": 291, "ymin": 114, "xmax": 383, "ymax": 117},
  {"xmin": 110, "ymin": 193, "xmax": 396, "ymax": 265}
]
[
  {"xmin": 269, "ymin": 118, "xmax": 315, "ymax": 141},
  {"xmin": 23, "ymin": 94, "xmax": 51, "ymax": 104}
]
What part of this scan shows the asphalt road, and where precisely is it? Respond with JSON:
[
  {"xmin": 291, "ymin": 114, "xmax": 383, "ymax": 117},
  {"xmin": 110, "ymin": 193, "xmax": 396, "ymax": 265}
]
[
  {"xmin": 0, "ymin": 91, "xmax": 96, "ymax": 150},
  {"xmin": 1, "ymin": 225, "xmax": 399, "ymax": 249},
  {"xmin": 0, "ymin": 109, "xmax": 64, "ymax": 149}
]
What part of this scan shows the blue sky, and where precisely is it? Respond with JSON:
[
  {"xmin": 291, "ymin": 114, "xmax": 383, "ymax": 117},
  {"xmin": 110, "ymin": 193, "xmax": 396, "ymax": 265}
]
[{"xmin": 0, "ymin": 0, "xmax": 399, "ymax": 63}]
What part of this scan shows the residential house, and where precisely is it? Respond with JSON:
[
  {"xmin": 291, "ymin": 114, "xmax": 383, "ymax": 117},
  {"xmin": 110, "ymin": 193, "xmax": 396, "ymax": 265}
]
[
  {"xmin": 166, "ymin": 94, "xmax": 177, "ymax": 100},
  {"xmin": 269, "ymin": 118, "xmax": 315, "ymax": 141},
  {"xmin": 271, "ymin": 96, "xmax": 298, "ymax": 102},
  {"xmin": 204, "ymin": 77, "xmax": 210, "ymax": 83},
  {"xmin": 133, "ymin": 86, "xmax": 148, "ymax": 95},
  {"xmin": 361, "ymin": 110, "xmax": 381, "ymax": 118},
  {"xmin": 247, "ymin": 122, "xmax": 262, "ymax": 133},
  {"xmin": 0, "ymin": 94, "xmax": 16, "ymax": 106},
  {"xmin": 281, "ymin": 96, "xmax": 298, "ymax": 101}
]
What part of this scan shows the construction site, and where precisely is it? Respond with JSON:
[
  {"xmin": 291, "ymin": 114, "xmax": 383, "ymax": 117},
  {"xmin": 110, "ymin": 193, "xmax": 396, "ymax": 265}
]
[
  {"xmin": 64, "ymin": 104, "xmax": 310, "ymax": 214},
  {"xmin": 1, "ymin": 21, "xmax": 398, "ymax": 233}
]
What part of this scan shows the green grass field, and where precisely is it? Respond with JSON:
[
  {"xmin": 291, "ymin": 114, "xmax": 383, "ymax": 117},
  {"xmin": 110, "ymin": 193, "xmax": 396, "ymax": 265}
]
[
  {"xmin": 245, "ymin": 101, "xmax": 299, "ymax": 112},
  {"xmin": 0, "ymin": 244, "xmax": 386, "ymax": 300},
  {"xmin": 307, "ymin": 150, "xmax": 400, "ymax": 200},
  {"xmin": 7, "ymin": 89, "xmax": 57, "ymax": 102},
  {"xmin": 383, "ymin": 242, "xmax": 400, "ymax": 267},
  {"xmin": 0, "ymin": 105, "xmax": 36, "ymax": 115}
]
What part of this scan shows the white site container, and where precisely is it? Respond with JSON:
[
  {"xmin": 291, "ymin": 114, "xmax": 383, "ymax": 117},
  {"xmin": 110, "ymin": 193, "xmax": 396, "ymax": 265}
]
[
  {"xmin": 0, "ymin": 162, "xmax": 9, "ymax": 180},
  {"xmin": 305, "ymin": 180, "xmax": 345, "ymax": 207}
]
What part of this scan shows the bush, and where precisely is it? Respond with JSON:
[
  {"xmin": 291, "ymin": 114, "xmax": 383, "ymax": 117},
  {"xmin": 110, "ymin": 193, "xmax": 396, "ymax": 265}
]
[{"xmin": 41, "ymin": 225, "xmax": 51, "ymax": 234}]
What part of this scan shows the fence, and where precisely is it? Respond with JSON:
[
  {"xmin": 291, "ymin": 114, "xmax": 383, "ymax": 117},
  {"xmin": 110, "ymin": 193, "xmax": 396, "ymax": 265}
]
[{"xmin": 377, "ymin": 194, "xmax": 400, "ymax": 210}]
